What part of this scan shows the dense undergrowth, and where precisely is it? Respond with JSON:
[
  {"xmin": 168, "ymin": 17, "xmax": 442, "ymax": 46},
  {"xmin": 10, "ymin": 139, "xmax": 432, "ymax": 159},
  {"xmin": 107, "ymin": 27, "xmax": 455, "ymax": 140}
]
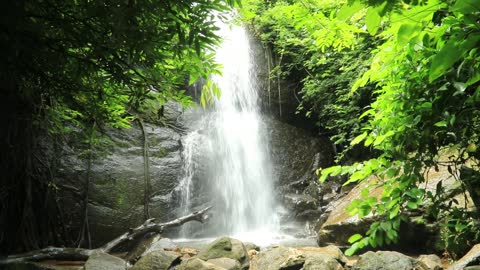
[{"xmin": 239, "ymin": 0, "xmax": 480, "ymax": 258}]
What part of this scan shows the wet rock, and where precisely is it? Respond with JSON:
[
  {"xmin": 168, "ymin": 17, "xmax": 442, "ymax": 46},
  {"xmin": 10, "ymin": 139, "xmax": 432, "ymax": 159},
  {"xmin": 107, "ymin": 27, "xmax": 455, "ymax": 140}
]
[
  {"xmin": 178, "ymin": 258, "xmax": 224, "ymax": 270},
  {"xmin": 198, "ymin": 237, "xmax": 249, "ymax": 270},
  {"xmin": 284, "ymin": 194, "xmax": 318, "ymax": 214},
  {"xmin": 316, "ymin": 173, "xmax": 457, "ymax": 253},
  {"xmin": 84, "ymin": 251, "xmax": 126, "ymax": 270},
  {"xmin": 56, "ymin": 117, "xmax": 183, "ymax": 244},
  {"xmin": 418, "ymin": 254, "xmax": 443, "ymax": 270},
  {"xmin": 130, "ymin": 250, "xmax": 180, "ymax": 270},
  {"xmin": 352, "ymin": 251, "xmax": 423, "ymax": 270},
  {"xmin": 266, "ymin": 118, "xmax": 334, "ymax": 189},
  {"xmin": 207, "ymin": 257, "xmax": 241, "ymax": 270},
  {"xmin": 448, "ymin": 244, "xmax": 480, "ymax": 270},
  {"xmin": 266, "ymin": 117, "xmax": 336, "ymax": 231}
]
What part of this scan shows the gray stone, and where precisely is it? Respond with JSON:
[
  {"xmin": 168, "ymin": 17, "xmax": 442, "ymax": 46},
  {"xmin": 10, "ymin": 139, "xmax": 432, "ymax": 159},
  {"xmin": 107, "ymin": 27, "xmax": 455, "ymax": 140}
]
[
  {"xmin": 352, "ymin": 251, "xmax": 418, "ymax": 270},
  {"xmin": 448, "ymin": 244, "xmax": 480, "ymax": 270},
  {"xmin": 198, "ymin": 237, "xmax": 249, "ymax": 270},
  {"xmin": 208, "ymin": 257, "xmax": 242, "ymax": 270},
  {"xmin": 84, "ymin": 251, "xmax": 126, "ymax": 270},
  {"xmin": 418, "ymin": 254, "xmax": 442, "ymax": 270},
  {"xmin": 130, "ymin": 250, "xmax": 180, "ymax": 270},
  {"xmin": 177, "ymin": 258, "xmax": 225, "ymax": 270},
  {"xmin": 252, "ymin": 246, "xmax": 345, "ymax": 270},
  {"xmin": 283, "ymin": 194, "xmax": 318, "ymax": 214},
  {"xmin": 252, "ymin": 246, "xmax": 292, "ymax": 270}
]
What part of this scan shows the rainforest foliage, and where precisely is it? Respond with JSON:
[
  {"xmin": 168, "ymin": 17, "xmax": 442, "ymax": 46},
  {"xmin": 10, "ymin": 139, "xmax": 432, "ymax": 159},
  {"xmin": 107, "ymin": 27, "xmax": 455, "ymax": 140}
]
[
  {"xmin": 0, "ymin": 0, "xmax": 239, "ymax": 252},
  {"xmin": 240, "ymin": 0, "xmax": 480, "ymax": 258}
]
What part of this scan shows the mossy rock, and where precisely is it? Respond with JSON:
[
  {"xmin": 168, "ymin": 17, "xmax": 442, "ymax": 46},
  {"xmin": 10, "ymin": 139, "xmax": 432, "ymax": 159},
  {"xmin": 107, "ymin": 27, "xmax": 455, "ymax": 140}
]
[{"xmin": 198, "ymin": 237, "xmax": 249, "ymax": 270}]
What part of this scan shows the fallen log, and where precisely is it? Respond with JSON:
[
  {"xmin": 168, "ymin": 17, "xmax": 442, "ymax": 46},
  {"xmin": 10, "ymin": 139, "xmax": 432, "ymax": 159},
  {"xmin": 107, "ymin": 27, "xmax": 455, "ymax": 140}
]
[
  {"xmin": 102, "ymin": 206, "xmax": 212, "ymax": 252},
  {"xmin": 0, "ymin": 206, "xmax": 212, "ymax": 265}
]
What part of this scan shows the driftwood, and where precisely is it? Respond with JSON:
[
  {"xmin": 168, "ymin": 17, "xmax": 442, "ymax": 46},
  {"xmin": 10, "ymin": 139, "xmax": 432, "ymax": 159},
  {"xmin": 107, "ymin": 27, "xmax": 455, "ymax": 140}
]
[{"xmin": 0, "ymin": 206, "xmax": 211, "ymax": 265}]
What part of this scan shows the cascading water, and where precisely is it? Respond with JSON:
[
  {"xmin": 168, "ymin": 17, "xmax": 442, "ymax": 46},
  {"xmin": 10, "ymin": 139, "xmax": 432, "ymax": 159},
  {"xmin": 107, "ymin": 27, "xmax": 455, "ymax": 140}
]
[{"xmin": 177, "ymin": 16, "xmax": 280, "ymax": 243}]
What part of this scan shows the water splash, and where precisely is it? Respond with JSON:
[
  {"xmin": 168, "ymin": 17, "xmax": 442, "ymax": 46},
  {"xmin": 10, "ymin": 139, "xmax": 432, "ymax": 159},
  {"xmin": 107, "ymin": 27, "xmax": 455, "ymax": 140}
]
[{"xmin": 177, "ymin": 17, "xmax": 279, "ymax": 243}]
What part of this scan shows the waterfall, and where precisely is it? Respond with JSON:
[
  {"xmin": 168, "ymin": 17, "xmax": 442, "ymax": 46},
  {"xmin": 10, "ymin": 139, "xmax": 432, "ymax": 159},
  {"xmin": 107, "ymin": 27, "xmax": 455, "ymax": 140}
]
[{"xmin": 178, "ymin": 17, "xmax": 279, "ymax": 243}]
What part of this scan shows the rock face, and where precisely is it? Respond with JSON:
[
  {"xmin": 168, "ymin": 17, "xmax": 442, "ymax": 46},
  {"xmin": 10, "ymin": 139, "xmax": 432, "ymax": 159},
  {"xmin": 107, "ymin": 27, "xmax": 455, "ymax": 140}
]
[
  {"xmin": 248, "ymin": 33, "xmax": 310, "ymax": 127},
  {"xmin": 265, "ymin": 117, "xmax": 337, "ymax": 234},
  {"xmin": 55, "ymin": 102, "xmax": 185, "ymax": 245}
]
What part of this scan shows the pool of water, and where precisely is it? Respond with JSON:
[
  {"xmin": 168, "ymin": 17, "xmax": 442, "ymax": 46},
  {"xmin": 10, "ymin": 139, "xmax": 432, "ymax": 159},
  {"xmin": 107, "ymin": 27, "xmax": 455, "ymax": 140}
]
[{"xmin": 173, "ymin": 232, "xmax": 318, "ymax": 250}]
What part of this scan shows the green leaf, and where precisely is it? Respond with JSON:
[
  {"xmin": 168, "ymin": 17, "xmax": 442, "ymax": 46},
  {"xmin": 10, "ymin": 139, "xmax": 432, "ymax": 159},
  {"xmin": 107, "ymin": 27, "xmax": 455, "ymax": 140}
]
[
  {"xmin": 345, "ymin": 242, "xmax": 360, "ymax": 256},
  {"xmin": 348, "ymin": 234, "xmax": 363, "ymax": 244},
  {"xmin": 319, "ymin": 166, "xmax": 342, "ymax": 182},
  {"xmin": 351, "ymin": 132, "xmax": 368, "ymax": 146},
  {"xmin": 365, "ymin": 7, "xmax": 381, "ymax": 35},
  {"xmin": 418, "ymin": 102, "xmax": 432, "ymax": 110},
  {"xmin": 397, "ymin": 23, "xmax": 421, "ymax": 47},
  {"xmin": 434, "ymin": 120, "xmax": 448, "ymax": 127},
  {"xmin": 380, "ymin": 222, "xmax": 392, "ymax": 232},
  {"xmin": 390, "ymin": 205, "xmax": 400, "ymax": 219},
  {"xmin": 451, "ymin": 0, "xmax": 480, "ymax": 14},
  {"xmin": 429, "ymin": 40, "xmax": 461, "ymax": 82},
  {"xmin": 407, "ymin": 201, "xmax": 418, "ymax": 209},
  {"xmin": 337, "ymin": 1, "xmax": 364, "ymax": 20}
]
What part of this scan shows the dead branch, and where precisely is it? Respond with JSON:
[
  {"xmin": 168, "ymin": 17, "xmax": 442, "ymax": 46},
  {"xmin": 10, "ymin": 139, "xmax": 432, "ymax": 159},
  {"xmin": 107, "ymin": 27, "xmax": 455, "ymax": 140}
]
[{"xmin": 0, "ymin": 206, "xmax": 212, "ymax": 265}]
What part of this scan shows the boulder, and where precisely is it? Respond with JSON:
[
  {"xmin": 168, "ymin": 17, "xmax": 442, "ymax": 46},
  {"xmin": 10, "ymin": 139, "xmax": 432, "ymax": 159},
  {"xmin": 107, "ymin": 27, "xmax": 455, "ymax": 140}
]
[
  {"xmin": 198, "ymin": 237, "xmax": 249, "ymax": 270},
  {"xmin": 352, "ymin": 251, "xmax": 425, "ymax": 270},
  {"xmin": 448, "ymin": 244, "xmax": 480, "ymax": 270},
  {"xmin": 418, "ymin": 254, "xmax": 443, "ymax": 270},
  {"xmin": 130, "ymin": 250, "xmax": 180, "ymax": 270},
  {"xmin": 317, "ymin": 164, "xmax": 476, "ymax": 253},
  {"xmin": 208, "ymin": 257, "xmax": 242, "ymax": 270},
  {"xmin": 177, "ymin": 258, "xmax": 225, "ymax": 270},
  {"xmin": 251, "ymin": 245, "xmax": 345, "ymax": 270},
  {"xmin": 317, "ymin": 179, "xmax": 382, "ymax": 248},
  {"xmin": 84, "ymin": 251, "xmax": 126, "ymax": 270}
]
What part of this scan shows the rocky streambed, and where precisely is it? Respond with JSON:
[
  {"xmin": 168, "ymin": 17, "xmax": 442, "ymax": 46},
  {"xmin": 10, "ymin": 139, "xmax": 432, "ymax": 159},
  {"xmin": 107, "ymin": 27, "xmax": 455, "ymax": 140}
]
[{"xmin": 9, "ymin": 236, "xmax": 480, "ymax": 270}]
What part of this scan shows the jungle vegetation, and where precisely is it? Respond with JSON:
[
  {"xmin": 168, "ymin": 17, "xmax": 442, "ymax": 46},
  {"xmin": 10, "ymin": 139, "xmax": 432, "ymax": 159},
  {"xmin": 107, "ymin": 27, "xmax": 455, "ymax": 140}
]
[
  {"xmin": 0, "ymin": 0, "xmax": 239, "ymax": 253},
  {"xmin": 239, "ymin": 0, "xmax": 480, "ymax": 258}
]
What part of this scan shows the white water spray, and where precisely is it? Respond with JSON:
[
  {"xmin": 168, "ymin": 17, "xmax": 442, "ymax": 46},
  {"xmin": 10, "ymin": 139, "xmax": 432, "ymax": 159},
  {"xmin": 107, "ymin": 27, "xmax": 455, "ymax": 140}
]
[{"xmin": 178, "ymin": 17, "xmax": 280, "ymax": 244}]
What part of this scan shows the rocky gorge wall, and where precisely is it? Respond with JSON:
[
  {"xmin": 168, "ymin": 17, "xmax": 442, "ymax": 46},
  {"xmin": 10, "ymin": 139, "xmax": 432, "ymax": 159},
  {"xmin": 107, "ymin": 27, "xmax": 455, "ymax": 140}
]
[{"xmin": 52, "ymin": 96, "xmax": 336, "ymax": 246}]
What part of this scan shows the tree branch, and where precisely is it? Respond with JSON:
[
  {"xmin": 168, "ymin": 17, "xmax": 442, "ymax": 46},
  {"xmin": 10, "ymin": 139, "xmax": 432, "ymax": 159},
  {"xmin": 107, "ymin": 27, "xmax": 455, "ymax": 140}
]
[{"xmin": 0, "ymin": 206, "xmax": 212, "ymax": 265}]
